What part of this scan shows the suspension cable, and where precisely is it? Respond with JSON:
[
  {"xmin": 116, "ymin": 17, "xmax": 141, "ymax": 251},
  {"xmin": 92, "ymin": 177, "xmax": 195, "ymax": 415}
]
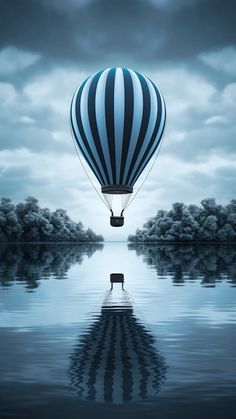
[
  {"xmin": 70, "ymin": 127, "xmax": 111, "ymax": 211},
  {"xmin": 124, "ymin": 135, "xmax": 165, "ymax": 211}
]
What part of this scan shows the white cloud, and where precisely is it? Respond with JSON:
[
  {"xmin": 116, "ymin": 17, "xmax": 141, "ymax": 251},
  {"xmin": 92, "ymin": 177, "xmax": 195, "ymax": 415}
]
[
  {"xmin": 19, "ymin": 115, "xmax": 36, "ymax": 125},
  {"xmin": 23, "ymin": 68, "xmax": 87, "ymax": 116},
  {"xmin": 0, "ymin": 68, "xmax": 88, "ymax": 152},
  {"xmin": 205, "ymin": 115, "xmax": 227, "ymax": 125},
  {"xmin": 143, "ymin": 67, "xmax": 236, "ymax": 160},
  {"xmin": 149, "ymin": 67, "xmax": 217, "ymax": 118},
  {"xmin": 199, "ymin": 46, "xmax": 236, "ymax": 75},
  {"xmin": 0, "ymin": 82, "xmax": 17, "ymax": 104},
  {"xmin": 0, "ymin": 47, "xmax": 41, "ymax": 75},
  {"xmin": 222, "ymin": 82, "xmax": 236, "ymax": 104}
]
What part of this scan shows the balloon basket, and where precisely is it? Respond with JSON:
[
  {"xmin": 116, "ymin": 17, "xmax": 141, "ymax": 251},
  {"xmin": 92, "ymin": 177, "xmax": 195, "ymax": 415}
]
[
  {"xmin": 110, "ymin": 273, "xmax": 124, "ymax": 290},
  {"xmin": 110, "ymin": 216, "xmax": 124, "ymax": 227}
]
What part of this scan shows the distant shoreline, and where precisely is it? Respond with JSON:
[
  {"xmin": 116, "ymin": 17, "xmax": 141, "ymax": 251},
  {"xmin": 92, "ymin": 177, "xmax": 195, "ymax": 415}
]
[
  {"xmin": 0, "ymin": 241, "xmax": 103, "ymax": 244},
  {"xmin": 128, "ymin": 240, "xmax": 236, "ymax": 244},
  {"xmin": 0, "ymin": 240, "xmax": 236, "ymax": 245}
]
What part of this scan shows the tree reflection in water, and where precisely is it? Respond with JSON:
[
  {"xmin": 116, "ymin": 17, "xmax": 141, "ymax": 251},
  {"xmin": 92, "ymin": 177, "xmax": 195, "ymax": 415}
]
[
  {"xmin": 128, "ymin": 243, "xmax": 236, "ymax": 287},
  {"xmin": 69, "ymin": 286, "xmax": 167, "ymax": 404},
  {"xmin": 0, "ymin": 243, "xmax": 103, "ymax": 290}
]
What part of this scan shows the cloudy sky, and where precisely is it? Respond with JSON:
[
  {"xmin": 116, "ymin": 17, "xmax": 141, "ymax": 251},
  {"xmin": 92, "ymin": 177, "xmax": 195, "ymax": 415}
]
[{"xmin": 0, "ymin": 0, "xmax": 235, "ymax": 240}]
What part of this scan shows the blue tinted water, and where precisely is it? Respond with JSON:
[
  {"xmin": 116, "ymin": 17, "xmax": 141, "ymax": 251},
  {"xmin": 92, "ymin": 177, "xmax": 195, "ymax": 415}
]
[{"xmin": 0, "ymin": 243, "xmax": 236, "ymax": 418}]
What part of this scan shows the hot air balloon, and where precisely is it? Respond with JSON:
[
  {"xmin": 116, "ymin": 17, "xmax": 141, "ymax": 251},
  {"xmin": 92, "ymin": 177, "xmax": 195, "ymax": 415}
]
[{"xmin": 70, "ymin": 68, "xmax": 166, "ymax": 227}]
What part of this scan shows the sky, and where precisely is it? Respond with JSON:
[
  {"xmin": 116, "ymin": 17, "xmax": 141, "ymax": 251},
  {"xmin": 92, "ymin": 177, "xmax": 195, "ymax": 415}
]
[{"xmin": 0, "ymin": 0, "xmax": 236, "ymax": 240}]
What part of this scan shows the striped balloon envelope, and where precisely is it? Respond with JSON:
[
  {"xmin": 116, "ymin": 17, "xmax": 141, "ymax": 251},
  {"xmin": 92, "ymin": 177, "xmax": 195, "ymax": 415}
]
[{"xmin": 70, "ymin": 67, "xmax": 166, "ymax": 227}]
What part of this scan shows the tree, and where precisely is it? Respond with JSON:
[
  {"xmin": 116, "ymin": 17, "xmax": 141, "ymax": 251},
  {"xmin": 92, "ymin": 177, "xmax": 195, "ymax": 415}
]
[
  {"xmin": 0, "ymin": 197, "xmax": 103, "ymax": 242},
  {"xmin": 128, "ymin": 199, "xmax": 236, "ymax": 242},
  {"xmin": 217, "ymin": 224, "xmax": 236, "ymax": 241},
  {"xmin": 0, "ymin": 198, "xmax": 22, "ymax": 241},
  {"xmin": 198, "ymin": 215, "xmax": 218, "ymax": 241}
]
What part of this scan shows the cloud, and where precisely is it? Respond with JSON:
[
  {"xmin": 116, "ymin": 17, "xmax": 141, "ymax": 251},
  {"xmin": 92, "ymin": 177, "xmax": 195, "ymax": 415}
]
[
  {"xmin": 148, "ymin": 0, "xmax": 197, "ymax": 9},
  {"xmin": 0, "ymin": 165, "xmax": 33, "ymax": 200},
  {"xmin": 0, "ymin": 147, "xmax": 98, "ymax": 213},
  {"xmin": 0, "ymin": 81, "xmax": 17, "ymax": 103},
  {"xmin": 23, "ymin": 68, "xmax": 87, "ymax": 116},
  {"xmin": 0, "ymin": 46, "xmax": 41, "ymax": 75},
  {"xmin": 19, "ymin": 115, "xmax": 36, "ymax": 125},
  {"xmin": 150, "ymin": 67, "xmax": 217, "ymax": 123},
  {"xmin": 2, "ymin": 62, "xmax": 235, "ymax": 162},
  {"xmin": 0, "ymin": 0, "xmax": 235, "ymax": 239},
  {"xmin": 222, "ymin": 82, "xmax": 236, "ymax": 104},
  {"xmin": 205, "ymin": 115, "xmax": 227, "ymax": 126},
  {"xmin": 199, "ymin": 46, "xmax": 236, "ymax": 76},
  {"xmin": 148, "ymin": 67, "xmax": 236, "ymax": 159},
  {"xmin": 132, "ymin": 152, "xmax": 236, "ymax": 218},
  {"xmin": 0, "ymin": 148, "xmax": 111, "ymax": 237},
  {"xmin": 1, "ymin": 0, "xmax": 235, "ymax": 67},
  {"xmin": 0, "ymin": 68, "xmax": 87, "ymax": 153},
  {"xmin": 1, "ymin": 60, "xmax": 236, "ymax": 238},
  {"xmin": 40, "ymin": 0, "xmax": 92, "ymax": 12}
]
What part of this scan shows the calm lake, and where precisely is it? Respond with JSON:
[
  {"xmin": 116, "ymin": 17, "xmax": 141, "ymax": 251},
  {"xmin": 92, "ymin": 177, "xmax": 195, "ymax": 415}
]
[{"xmin": 0, "ymin": 242, "xmax": 236, "ymax": 419}]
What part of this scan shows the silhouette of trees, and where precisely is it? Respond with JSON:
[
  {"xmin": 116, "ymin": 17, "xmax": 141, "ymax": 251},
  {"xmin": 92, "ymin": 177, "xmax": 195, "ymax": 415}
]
[
  {"xmin": 0, "ymin": 197, "xmax": 103, "ymax": 242},
  {"xmin": 128, "ymin": 243, "xmax": 236, "ymax": 287},
  {"xmin": 128, "ymin": 199, "xmax": 236, "ymax": 242},
  {"xmin": 0, "ymin": 243, "xmax": 103, "ymax": 290}
]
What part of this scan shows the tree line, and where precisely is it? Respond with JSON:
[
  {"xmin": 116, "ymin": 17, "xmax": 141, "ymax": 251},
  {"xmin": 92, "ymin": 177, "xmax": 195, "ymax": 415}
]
[
  {"xmin": 0, "ymin": 197, "xmax": 104, "ymax": 242},
  {"xmin": 128, "ymin": 199, "xmax": 236, "ymax": 242},
  {"xmin": 0, "ymin": 243, "xmax": 103, "ymax": 290},
  {"xmin": 128, "ymin": 243, "xmax": 236, "ymax": 286}
]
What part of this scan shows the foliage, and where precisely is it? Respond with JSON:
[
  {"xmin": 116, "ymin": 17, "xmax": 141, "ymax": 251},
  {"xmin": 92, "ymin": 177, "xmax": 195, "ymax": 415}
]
[
  {"xmin": 128, "ymin": 199, "xmax": 236, "ymax": 242},
  {"xmin": 0, "ymin": 243, "xmax": 103, "ymax": 290},
  {"xmin": 128, "ymin": 243, "xmax": 236, "ymax": 287},
  {"xmin": 0, "ymin": 197, "xmax": 104, "ymax": 242}
]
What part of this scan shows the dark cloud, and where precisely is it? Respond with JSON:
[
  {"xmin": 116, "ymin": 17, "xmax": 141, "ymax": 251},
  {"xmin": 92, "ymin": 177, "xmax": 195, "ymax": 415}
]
[{"xmin": 0, "ymin": 0, "xmax": 235, "ymax": 69}]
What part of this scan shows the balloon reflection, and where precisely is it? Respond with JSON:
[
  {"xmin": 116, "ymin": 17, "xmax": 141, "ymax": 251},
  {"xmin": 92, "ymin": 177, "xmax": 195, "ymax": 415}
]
[{"xmin": 69, "ymin": 278, "xmax": 167, "ymax": 404}]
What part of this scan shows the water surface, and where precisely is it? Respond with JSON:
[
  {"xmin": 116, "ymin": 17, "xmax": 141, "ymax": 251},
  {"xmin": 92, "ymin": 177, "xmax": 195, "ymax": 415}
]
[{"xmin": 0, "ymin": 243, "xmax": 236, "ymax": 418}]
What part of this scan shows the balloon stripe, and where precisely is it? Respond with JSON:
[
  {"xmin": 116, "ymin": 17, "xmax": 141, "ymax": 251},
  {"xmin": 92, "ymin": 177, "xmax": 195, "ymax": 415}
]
[
  {"xmin": 119, "ymin": 69, "xmax": 134, "ymax": 184},
  {"xmin": 88, "ymin": 71, "xmax": 110, "ymax": 184},
  {"xmin": 71, "ymin": 123, "xmax": 104, "ymax": 186},
  {"xmin": 129, "ymin": 85, "xmax": 163, "ymax": 185},
  {"xmin": 105, "ymin": 68, "xmax": 116, "ymax": 184},
  {"xmin": 128, "ymin": 75, "xmax": 158, "ymax": 183},
  {"xmin": 80, "ymin": 76, "xmax": 108, "ymax": 184},
  {"xmin": 131, "ymin": 111, "xmax": 166, "ymax": 187},
  {"xmin": 114, "ymin": 68, "xmax": 125, "ymax": 184},
  {"xmin": 125, "ymin": 72, "xmax": 151, "ymax": 185},
  {"xmin": 70, "ymin": 67, "xmax": 166, "ymax": 193},
  {"xmin": 70, "ymin": 84, "xmax": 105, "ymax": 185},
  {"xmin": 130, "ymin": 91, "xmax": 166, "ymax": 186},
  {"xmin": 122, "ymin": 70, "xmax": 143, "ymax": 185},
  {"xmin": 95, "ymin": 69, "xmax": 113, "ymax": 184}
]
